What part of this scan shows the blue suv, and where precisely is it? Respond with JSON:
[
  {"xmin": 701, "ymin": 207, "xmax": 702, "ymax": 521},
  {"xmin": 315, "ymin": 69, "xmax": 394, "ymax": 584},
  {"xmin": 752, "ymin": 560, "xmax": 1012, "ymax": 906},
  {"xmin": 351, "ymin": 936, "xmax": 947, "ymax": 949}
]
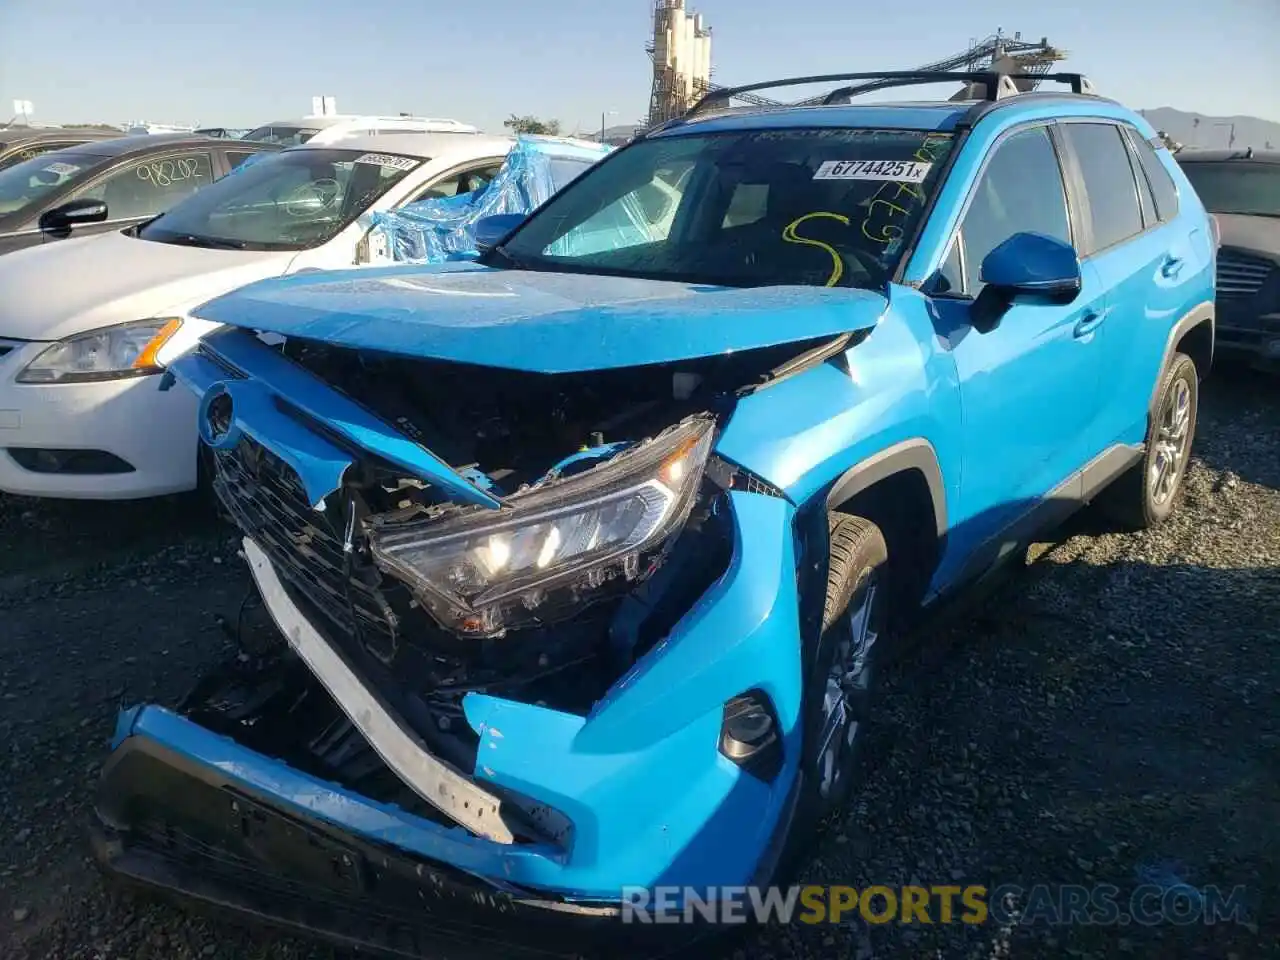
[{"xmin": 95, "ymin": 71, "xmax": 1215, "ymax": 954}]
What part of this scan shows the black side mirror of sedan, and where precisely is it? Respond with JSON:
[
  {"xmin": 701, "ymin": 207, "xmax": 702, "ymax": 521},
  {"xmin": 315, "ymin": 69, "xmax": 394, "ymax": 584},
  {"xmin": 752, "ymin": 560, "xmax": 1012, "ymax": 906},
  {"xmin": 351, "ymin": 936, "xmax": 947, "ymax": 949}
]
[{"xmin": 39, "ymin": 198, "xmax": 109, "ymax": 235}]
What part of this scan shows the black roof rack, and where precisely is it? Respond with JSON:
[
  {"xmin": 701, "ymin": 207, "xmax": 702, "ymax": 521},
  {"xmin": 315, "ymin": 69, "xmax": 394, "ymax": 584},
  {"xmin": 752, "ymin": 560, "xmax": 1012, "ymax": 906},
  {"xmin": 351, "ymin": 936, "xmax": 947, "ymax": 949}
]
[{"xmin": 685, "ymin": 71, "xmax": 1095, "ymax": 118}]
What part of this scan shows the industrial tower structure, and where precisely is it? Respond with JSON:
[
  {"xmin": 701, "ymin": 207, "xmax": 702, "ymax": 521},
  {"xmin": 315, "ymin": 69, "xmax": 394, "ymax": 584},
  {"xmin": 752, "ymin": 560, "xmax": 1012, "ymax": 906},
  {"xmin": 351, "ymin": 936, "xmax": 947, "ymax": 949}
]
[{"xmin": 646, "ymin": 1, "xmax": 714, "ymax": 127}]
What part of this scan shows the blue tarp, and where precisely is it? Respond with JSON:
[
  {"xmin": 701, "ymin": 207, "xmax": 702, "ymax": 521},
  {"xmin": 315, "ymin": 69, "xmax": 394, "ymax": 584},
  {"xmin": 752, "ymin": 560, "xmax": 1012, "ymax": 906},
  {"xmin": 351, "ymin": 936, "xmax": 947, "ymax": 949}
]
[{"xmin": 369, "ymin": 135, "xmax": 613, "ymax": 264}]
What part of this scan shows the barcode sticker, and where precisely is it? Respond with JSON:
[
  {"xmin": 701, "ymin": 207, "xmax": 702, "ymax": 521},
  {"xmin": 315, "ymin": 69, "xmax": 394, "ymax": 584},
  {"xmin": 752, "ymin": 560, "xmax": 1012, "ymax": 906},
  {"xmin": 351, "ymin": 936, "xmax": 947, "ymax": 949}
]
[
  {"xmin": 813, "ymin": 160, "xmax": 933, "ymax": 183},
  {"xmin": 353, "ymin": 153, "xmax": 419, "ymax": 171}
]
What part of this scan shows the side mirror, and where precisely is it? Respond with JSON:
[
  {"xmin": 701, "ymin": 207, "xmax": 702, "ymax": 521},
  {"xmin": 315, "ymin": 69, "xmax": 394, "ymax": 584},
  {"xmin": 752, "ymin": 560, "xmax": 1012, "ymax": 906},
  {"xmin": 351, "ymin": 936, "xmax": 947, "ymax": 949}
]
[
  {"xmin": 980, "ymin": 232, "xmax": 1082, "ymax": 303},
  {"xmin": 474, "ymin": 213, "xmax": 526, "ymax": 252},
  {"xmin": 39, "ymin": 198, "xmax": 109, "ymax": 234}
]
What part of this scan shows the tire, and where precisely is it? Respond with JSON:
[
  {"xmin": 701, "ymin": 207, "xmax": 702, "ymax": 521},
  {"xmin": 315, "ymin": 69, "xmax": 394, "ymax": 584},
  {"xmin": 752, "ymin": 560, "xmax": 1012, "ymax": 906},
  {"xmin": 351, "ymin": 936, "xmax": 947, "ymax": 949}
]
[
  {"xmin": 1100, "ymin": 352, "xmax": 1199, "ymax": 531},
  {"xmin": 795, "ymin": 514, "xmax": 890, "ymax": 830}
]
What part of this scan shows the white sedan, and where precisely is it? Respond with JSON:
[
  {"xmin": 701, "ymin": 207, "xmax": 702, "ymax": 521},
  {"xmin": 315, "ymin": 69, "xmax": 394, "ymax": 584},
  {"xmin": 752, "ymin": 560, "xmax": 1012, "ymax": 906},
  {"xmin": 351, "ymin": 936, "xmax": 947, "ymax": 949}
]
[{"xmin": 0, "ymin": 131, "xmax": 604, "ymax": 499}]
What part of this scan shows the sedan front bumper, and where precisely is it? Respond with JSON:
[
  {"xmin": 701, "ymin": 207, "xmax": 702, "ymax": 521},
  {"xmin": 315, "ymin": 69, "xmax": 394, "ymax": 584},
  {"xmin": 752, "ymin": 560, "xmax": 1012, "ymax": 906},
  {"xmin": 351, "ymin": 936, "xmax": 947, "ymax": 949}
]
[{"xmin": 0, "ymin": 339, "xmax": 200, "ymax": 498}]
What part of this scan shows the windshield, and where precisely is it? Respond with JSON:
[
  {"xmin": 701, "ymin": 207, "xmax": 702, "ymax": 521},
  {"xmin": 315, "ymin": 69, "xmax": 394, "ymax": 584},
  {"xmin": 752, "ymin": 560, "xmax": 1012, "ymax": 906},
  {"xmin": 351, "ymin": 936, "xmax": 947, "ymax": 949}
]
[
  {"xmin": 492, "ymin": 128, "xmax": 955, "ymax": 289},
  {"xmin": 1181, "ymin": 162, "xmax": 1280, "ymax": 217},
  {"xmin": 0, "ymin": 151, "xmax": 110, "ymax": 221},
  {"xmin": 137, "ymin": 148, "xmax": 424, "ymax": 251},
  {"xmin": 242, "ymin": 124, "xmax": 323, "ymax": 146}
]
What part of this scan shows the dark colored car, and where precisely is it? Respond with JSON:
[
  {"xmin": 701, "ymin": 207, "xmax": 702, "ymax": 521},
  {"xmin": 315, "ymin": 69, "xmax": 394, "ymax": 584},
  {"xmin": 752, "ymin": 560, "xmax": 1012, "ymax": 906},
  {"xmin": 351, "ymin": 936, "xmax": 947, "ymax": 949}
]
[
  {"xmin": 0, "ymin": 134, "xmax": 281, "ymax": 257},
  {"xmin": 1178, "ymin": 148, "xmax": 1280, "ymax": 368},
  {"xmin": 0, "ymin": 126, "xmax": 122, "ymax": 171}
]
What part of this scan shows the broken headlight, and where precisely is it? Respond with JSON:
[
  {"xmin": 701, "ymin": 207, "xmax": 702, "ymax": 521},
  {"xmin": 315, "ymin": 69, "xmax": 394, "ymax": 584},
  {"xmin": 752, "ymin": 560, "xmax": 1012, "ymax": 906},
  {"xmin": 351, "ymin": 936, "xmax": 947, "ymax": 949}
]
[{"xmin": 369, "ymin": 417, "xmax": 716, "ymax": 638}]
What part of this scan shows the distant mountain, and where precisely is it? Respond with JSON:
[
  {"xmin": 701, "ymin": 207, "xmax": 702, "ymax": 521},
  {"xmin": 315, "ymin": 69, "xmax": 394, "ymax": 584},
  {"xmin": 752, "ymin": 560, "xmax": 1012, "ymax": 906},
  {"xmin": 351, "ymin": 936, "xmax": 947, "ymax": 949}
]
[{"xmin": 1138, "ymin": 108, "xmax": 1279, "ymax": 151}]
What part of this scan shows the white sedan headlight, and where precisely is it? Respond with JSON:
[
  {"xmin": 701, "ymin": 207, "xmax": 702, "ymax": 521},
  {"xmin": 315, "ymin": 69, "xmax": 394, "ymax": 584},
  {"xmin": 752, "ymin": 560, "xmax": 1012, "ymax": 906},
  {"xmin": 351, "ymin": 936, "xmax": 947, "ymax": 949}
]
[
  {"xmin": 17, "ymin": 318, "xmax": 183, "ymax": 384},
  {"xmin": 369, "ymin": 417, "xmax": 716, "ymax": 638}
]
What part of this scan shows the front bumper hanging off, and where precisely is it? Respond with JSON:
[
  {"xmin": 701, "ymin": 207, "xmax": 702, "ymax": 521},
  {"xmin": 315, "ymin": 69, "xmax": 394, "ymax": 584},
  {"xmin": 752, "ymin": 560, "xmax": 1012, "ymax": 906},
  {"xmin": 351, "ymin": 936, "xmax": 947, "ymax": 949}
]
[
  {"xmin": 92, "ymin": 733, "xmax": 637, "ymax": 959},
  {"xmin": 92, "ymin": 492, "xmax": 806, "ymax": 955}
]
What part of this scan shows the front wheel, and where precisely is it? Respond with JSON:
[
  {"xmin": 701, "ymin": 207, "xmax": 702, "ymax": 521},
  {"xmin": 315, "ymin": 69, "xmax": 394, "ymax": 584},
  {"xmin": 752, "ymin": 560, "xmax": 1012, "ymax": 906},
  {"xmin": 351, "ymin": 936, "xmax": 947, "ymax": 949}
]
[
  {"xmin": 798, "ymin": 514, "xmax": 889, "ymax": 824},
  {"xmin": 1100, "ymin": 351, "xmax": 1199, "ymax": 530}
]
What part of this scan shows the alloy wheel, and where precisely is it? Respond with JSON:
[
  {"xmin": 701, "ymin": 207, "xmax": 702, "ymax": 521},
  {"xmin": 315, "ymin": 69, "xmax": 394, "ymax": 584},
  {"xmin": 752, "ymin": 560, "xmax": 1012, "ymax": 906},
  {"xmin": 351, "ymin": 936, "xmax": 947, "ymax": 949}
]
[{"xmin": 1150, "ymin": 378, "xmax": 1193, "ymax": 506}]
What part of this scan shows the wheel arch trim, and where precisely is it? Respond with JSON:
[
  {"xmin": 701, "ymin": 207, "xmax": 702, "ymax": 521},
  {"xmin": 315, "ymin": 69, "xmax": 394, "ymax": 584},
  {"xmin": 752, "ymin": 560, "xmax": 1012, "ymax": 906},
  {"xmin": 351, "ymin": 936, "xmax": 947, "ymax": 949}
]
[
  {"xmin": 1149, "ymin": 301, "xmax": 1214, "ymax": 420},
  {"xmin": 824, "ymin": 438, "xmax": 947, "ymax": 537}
]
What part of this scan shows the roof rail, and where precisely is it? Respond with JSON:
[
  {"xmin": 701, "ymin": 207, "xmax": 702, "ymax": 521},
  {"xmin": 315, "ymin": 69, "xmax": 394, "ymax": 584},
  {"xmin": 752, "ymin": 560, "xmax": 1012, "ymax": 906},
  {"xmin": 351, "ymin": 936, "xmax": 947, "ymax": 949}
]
[{"xmin": 685, "ymin": 71, "xmax": 1095, "ymax": 118}]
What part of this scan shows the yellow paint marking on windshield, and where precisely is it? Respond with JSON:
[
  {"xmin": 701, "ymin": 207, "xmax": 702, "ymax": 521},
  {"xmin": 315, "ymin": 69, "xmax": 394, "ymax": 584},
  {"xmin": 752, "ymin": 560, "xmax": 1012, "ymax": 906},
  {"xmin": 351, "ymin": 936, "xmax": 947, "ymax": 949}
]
[
  {"xmin": 782, "ymin": 212, "xmax": 851, "ymax": 287},
  {"xmin": 859, "ymin": 133, "xmax": 952, "ymax": 247}
]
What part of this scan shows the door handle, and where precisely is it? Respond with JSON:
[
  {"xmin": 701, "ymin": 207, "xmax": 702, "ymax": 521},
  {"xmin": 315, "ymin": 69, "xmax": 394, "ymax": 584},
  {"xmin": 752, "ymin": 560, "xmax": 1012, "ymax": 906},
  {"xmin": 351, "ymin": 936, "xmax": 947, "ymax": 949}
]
[
  {"xmin": 1161, "ymin": 255, "xmax": 1184, "ymax": 279},
  {"xmin": 1074, "ymin": 311, "xmax": 1104, "ymax": 339}
]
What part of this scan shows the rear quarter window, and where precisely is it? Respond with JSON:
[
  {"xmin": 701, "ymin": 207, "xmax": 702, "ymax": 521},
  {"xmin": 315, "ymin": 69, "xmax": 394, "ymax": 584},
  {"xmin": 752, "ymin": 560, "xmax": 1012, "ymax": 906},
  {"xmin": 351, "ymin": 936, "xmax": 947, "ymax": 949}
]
[{"xmin": 1128, "ymin": 132, "xmax": 1180, "ymax": 222}]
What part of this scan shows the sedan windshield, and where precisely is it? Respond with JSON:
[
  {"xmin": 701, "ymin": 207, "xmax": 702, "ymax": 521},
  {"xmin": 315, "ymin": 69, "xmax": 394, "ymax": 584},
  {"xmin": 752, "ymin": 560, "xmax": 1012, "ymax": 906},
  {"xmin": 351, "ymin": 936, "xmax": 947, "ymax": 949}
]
[
  {"xmin": 137, "ymin": 148, "xmax": 424, "ymax": 251},
  {"xmin": 1180, "ymin": 162, "xmax": 1280, "ymax": 217},
  {"xmin": 493, "ymin": 127, "xmax": 955, "ymax": 289},
  {"xmin": 0, "ymin": 151, "xmax": 110, "ymax": 222}
]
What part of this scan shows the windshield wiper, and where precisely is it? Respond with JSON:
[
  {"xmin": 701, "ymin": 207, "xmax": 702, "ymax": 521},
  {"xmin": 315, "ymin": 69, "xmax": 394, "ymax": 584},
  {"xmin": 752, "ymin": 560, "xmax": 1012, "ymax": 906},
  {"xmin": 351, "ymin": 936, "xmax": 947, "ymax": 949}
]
[{"xmin": 158, "ymin": 232, "xmax": 249, "ymax": 250}]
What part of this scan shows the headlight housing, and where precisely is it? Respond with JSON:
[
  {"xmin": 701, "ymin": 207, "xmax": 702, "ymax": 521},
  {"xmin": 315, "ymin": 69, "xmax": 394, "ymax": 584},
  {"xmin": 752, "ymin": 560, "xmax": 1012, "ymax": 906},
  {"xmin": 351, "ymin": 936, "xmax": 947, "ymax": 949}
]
[
  {"xmin": 16, "ymin": 318, "xmax": 183, "ymax": 384},
  {"xmin": 369, "ymin": 416, "xmax": 716, "ymax": 638}
]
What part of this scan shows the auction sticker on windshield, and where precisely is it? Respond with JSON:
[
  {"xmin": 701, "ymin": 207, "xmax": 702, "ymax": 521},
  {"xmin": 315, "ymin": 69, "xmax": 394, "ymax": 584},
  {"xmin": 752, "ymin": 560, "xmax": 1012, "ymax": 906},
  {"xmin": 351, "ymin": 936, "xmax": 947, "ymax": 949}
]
[
  {"xmin": 43, "ymin": 161, "xmax": 82, "ymax": 177},
  {"xmin": 813, "ymin": 160, "xmax": 932, "ymax": 183},
  {"xmin": 354, "ymin": 153, "xmax": 419, "ymax": 171}
]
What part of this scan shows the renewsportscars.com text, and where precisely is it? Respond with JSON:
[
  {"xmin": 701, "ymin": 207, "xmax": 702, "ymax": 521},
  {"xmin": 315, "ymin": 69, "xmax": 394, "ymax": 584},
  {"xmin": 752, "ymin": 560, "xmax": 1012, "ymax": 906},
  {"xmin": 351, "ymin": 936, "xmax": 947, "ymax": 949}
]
[{"xmin": 620, "ymin": 884, "xmax": 1251, "ymax": 927}]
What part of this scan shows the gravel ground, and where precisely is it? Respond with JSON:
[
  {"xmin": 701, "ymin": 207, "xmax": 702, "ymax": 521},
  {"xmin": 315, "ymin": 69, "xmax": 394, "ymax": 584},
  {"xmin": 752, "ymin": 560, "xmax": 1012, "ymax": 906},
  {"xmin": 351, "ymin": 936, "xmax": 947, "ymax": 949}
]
[{"xmin": 1, "ymin": 369, "xmax": 1277, "ymax": 960}]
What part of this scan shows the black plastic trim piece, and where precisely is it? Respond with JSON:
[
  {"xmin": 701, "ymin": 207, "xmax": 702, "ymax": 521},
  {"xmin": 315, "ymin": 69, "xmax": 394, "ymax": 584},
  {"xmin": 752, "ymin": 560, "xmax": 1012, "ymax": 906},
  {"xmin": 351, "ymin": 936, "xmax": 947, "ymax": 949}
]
[
  {"xmin": 6, "ymin": 447, "xmax": 135, "ymax": 475},
  {"xmin": 719, "ymin": 690, "xmax": 783, "ymax": 783},
  {"xmin": 825, "ymin": 439, "xmax": 948, "ymax": 536},
  {"xmin": 93, "ymin": 735, "xmax": 723, "ymax": 959}
]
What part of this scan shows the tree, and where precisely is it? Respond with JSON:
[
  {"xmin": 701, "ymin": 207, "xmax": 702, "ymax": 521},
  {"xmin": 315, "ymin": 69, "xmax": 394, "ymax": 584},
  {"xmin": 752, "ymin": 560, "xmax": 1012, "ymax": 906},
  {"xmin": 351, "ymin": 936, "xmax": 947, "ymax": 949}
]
[{"xmin": 503, "ymin": 115, "xmax": 561, "ymax": 136}]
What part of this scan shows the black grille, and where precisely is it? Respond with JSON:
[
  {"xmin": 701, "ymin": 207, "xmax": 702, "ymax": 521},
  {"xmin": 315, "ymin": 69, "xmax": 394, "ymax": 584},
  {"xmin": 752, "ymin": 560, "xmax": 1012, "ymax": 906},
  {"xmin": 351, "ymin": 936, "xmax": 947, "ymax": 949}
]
[
  {"xmin": 213, "ymin": 437, "xmax": 396, "ymax": 649},
  {"xmin": 1217, "ymin": 250, "xmax": 1275, "ymax": 300}
]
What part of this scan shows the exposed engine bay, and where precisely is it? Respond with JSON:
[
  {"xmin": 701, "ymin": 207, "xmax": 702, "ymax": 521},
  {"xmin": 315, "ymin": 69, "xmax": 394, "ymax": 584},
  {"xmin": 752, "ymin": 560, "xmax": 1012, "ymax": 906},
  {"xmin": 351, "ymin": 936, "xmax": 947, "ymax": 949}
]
[
  {"xmin": 204, "ymin": 332, "xmax": 845, "ymax": 794},
  {"xmin": 278, "ymin": 335, "xmax": 823, "ymax": 500}
]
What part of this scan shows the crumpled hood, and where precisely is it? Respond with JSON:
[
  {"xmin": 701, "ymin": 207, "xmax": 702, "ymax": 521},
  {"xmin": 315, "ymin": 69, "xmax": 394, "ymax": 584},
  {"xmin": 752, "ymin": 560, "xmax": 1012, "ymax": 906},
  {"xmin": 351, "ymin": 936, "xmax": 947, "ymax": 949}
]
[
  {"xmin": 191, "ymin": 263, "xmax": 889, "ymax": 373},
  {"xmin": 0, "ymin": 230, "xmax": 292, "ymax": 341},
  {"xmin": 1215, "ymin": 214, "xmax": 1280, "ymax": 258}
]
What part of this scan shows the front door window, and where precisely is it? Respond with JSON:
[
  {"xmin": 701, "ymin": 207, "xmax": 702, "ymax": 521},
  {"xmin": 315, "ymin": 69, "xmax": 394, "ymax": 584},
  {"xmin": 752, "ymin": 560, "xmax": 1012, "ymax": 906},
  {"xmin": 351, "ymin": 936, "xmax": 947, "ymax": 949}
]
[{"xmin": 73, "ymin": 152, "xmax": 215, "ymax": 221}]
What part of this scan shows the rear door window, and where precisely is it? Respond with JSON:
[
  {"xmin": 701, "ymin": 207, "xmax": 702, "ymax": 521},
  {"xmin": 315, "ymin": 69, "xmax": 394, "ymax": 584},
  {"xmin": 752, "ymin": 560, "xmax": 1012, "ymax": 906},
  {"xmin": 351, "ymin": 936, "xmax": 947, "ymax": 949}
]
[{"xmin": 1060, "ymin": 123, "xmax": 1145, "ymax": 255}]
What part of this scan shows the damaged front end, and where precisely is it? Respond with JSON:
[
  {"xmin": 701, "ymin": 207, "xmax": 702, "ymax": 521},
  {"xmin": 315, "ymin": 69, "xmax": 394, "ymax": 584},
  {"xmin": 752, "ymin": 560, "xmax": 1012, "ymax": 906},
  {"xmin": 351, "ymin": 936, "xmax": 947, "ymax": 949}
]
[{"xmin": 94, "ymin": 305, "xmax": 851, "ymax": 951}]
